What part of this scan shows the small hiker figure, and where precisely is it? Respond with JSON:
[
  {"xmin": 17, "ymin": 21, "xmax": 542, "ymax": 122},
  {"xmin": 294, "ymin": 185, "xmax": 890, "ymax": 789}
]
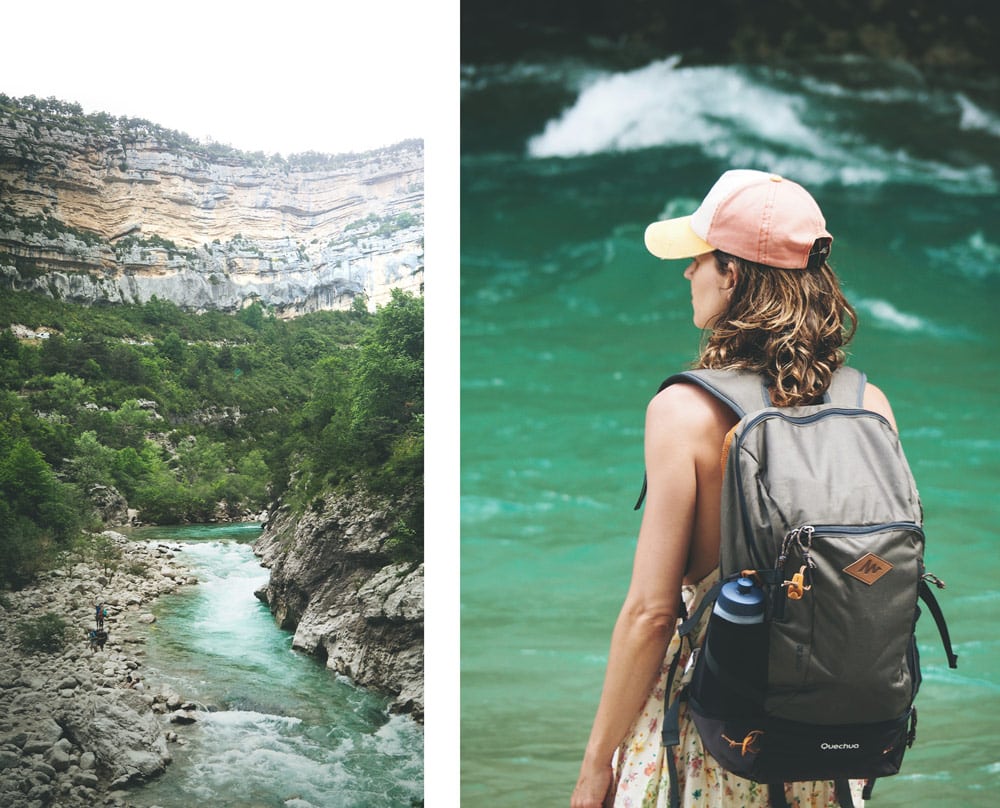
[
  {"xmin": 95, "ymin": 628, "xmax": 108, "ymax": 651},
  {"xmin": 95, "ymin": 602, "xmax": 106, "ymax": 630},
  {"xmin": 87, "ymin": 628, "xmax": 99, "ymax": 652}
]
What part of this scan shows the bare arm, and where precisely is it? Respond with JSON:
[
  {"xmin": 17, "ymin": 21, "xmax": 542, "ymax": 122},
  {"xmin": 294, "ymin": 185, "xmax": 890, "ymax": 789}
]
[
  {"xmin": 863, "ymin": 382, "xmax": 898, "ymax": 431},
  {"xmin": 571, "ymin": 386, "xmax": 719, "ymax": 808}
]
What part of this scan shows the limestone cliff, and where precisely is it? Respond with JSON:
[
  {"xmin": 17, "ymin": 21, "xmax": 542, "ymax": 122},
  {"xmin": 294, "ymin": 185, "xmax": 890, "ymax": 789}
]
[
  {"xmin": 0, "ymin": 95, "xmax": 423, "ymax": 316},
  {"xmin": 253, "ymin": 491, "xmax": 423, "ymax": 721}
]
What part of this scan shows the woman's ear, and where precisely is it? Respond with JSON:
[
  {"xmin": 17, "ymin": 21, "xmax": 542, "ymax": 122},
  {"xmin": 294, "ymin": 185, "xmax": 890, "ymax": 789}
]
[{"xmin": 720, "ymin": 260, "xmax": 739, "ymax": 293}]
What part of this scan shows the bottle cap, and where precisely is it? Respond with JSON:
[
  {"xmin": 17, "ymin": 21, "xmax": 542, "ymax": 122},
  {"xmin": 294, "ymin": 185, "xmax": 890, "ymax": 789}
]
[{"xmin": 713, "ymin": 577, "xmax": 765, "ymax": 624}]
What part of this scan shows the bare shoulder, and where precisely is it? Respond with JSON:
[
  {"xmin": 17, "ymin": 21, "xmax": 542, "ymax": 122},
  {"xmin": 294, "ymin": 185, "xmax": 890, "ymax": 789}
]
[
  {"xmin": 646, "ymin": 381, "xmax": 737, "ymax": 435},
  {"xmin": 863, "ymin": 382, "xmax": 899, "ymax": 431}
]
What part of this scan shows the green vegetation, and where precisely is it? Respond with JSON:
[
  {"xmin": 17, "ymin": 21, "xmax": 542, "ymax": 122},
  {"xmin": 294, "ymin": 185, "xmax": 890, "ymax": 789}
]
[
  {"xmin": 0, "ymin": 288, "xmax": 423, "ymax": 587},
  {"xmin": 113, "ymin": 232, "xmax": 193, "ymax": 262},
  {"xmin": 15, "ymin": 612, "xmax": 69, "ymax": 653},
  {"xmin": 0, "ymin": 93, "xmax": 422, "ymax": 168},
  {"xmin": 343, "ymin": 210, "xmax": 422, "ymax": 236}
]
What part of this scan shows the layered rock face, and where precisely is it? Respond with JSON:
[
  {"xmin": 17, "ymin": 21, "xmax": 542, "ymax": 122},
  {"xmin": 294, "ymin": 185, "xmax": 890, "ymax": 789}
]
[
  {"xmin": 253, "ymin": 492, "xmax": 423, "ymax": 721},
  {"xmin": 0, "ymin": 97, "xmax": 423, "ymax": 316}
]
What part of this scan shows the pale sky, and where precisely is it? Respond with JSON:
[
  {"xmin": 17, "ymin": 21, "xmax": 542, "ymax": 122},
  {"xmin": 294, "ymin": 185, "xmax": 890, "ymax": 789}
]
[{"xmin": 2, "ymin": 0, "xmax": 453, "ymax": 156}]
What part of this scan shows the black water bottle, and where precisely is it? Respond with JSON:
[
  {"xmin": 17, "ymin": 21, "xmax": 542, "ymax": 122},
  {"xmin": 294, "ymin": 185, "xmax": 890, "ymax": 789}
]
[{"xmin": 691, "ymin": 577, "xmax": 768, "ymax": 719}]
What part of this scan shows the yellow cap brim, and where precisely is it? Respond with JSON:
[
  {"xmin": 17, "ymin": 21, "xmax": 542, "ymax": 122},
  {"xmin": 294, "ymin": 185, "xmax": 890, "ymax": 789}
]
[{"xmin": 644, "ymin": 216, "xmax": 714, "ymax": 260}]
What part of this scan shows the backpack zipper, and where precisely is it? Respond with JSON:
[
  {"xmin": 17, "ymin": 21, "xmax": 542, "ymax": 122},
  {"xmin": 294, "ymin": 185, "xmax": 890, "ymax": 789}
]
[
  {"xmin": 739, "ymin": 407, "xmax": 893, "ymax": 433},
  {"xmin": 806, "ymin": 522, "xmax": 925, "ymax": 539}
]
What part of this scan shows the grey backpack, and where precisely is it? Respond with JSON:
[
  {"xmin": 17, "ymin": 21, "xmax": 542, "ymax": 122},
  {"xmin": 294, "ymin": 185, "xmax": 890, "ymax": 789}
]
[{"xmin": 639, "ymin": 367, "xmax": 958, "ymax": 808}]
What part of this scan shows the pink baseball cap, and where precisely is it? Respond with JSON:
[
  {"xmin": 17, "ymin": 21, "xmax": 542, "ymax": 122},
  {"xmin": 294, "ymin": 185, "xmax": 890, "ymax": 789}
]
[{"xmin": 644, "ymin": 169, "xmax": 832, "ymax": 269}]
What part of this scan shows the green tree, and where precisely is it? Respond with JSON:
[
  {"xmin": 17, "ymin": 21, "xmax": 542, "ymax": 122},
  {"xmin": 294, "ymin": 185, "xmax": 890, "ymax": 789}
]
[
  {"xmin": 111, "ymin": 444, "xmax": 157, "ymax": 500},
  {"xmin": 235, "ymin": 449, "xmax": 270, "ymax": 507},
  {"xmin": 0, "ymin": 329, "xmax": 22, "ymax": 387},
  {"xmin": 88, "ymin": 533, "xmax": 122, "ymax": 578},
  {"xmin": 0, "ymin": 439, "xmax": 83, "ymax": 584},
  {"xmin": 68, "ymin": 431, "xmax": 116, "ymax": 492},
  {"xmin": 156, "ymin": 331, "xmax": 186, "ymax": 364},
  {"xmin": 107, "ymin": 400, "xmax": 154, "ymax": 451},
  {"xmin": 30, "ymin": 372, "xmax": 87, "ymax": 416},
  {"xmin": 0, "ymin": 506, "xmax": 48, "ymax": 587},
  {"xmin": 238, "ymin": 301, "xmax": 266, "ymax": 330},
  {"xmin": 347, "ymin": 290, "xmax": 424, "ymax": 466},
  {"xmin": 142, "ymin": 295, "xmax": 183, "ymax": 328}
]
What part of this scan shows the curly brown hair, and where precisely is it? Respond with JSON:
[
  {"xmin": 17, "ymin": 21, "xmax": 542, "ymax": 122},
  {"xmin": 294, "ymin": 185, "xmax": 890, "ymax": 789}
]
[{"xmin": 696, "ymin": 250, "xmax": 858, "ymax": 406}]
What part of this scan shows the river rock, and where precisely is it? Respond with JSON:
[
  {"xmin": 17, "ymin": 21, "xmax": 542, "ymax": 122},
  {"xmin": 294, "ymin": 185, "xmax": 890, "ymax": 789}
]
[
  {"xmin": 0, "ymin": 529, "xmax": 196, "ymax": 805},
  {"xmin": 56, "ymin": 690, "xmax": 171, "ymax": 786},
  {"xmin": 72, "ymin": 770, "xmax": 100, "ymax": 788},
  {"xmin": 45, "ymin": 740, "xmax": 72, "ymax": 772}
]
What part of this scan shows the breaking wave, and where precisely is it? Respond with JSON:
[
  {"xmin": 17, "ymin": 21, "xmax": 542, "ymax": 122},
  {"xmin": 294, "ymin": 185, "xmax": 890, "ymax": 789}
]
[{"xmin": 524, "ymin": 57, "xmax": 997, "ymax": 193}]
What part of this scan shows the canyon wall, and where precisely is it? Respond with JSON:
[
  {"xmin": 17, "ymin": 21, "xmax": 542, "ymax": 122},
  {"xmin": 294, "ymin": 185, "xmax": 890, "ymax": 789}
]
[
  {"xmin": 253, "ymin": 490, "xmax": 423, "ymax": 720},
  {"xmin": 0, "ymin": 96, "xmax": 423, "ymax": 316}
]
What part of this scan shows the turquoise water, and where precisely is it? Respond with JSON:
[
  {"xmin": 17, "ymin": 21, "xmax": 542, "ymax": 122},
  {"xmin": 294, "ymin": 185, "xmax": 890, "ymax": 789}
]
[
  {"xmin": 461, "ymin": 58, "xmax": 1000, "ymax": 805},
  {"xmin": 125, "ymin": 524, "xmax": 423, "ymax": 808}
]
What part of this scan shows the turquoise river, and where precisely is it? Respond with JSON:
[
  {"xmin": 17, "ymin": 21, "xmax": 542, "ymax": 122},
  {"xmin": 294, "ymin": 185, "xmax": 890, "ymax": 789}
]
[{"xmin": 124, "ymin": 524, "xmax": 422, "ymax": 808}]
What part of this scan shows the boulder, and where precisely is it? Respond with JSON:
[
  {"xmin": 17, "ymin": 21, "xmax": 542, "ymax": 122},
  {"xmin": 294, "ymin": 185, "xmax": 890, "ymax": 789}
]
[{"xmin": 55, "ymin": 691, "xmax": 171, "ymax": 786}]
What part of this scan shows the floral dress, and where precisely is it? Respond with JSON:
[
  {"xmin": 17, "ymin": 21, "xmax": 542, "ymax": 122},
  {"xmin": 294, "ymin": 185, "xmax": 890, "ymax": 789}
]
[{"xmin": 610, "ymin": 569, "xmax": 864, "ymax": 807}]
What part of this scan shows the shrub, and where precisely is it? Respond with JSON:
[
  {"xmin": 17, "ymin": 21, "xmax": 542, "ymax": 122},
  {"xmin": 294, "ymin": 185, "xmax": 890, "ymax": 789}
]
[
  {"xmin": 385, "ymin": 517, "xmax": 422, "ymax": 564},
  {"xmin": 16, "ymin": 612, "xmax": 69, "ymax": 653}
]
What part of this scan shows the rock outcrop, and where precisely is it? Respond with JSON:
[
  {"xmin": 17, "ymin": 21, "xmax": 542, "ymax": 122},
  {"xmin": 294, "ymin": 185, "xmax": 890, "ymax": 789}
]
[
  {"xmin": 0, "ymin": 95, "xmax": 423, "ymax": 316},
  {"xmin": 253, "ymin": 492, "xmax": 424, "ymax": 721},
  {"xmin": 0, "ymin": 532, "xmax": 199, "ymax": 807}
]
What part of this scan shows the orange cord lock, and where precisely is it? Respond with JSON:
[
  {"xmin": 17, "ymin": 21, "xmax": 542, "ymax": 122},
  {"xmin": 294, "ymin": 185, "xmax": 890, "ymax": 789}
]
[
  {"xmin": 722, "ymin": 729, "xmax": 764, "ymax": 756},
  {"xmin": 785, "ymin": 566, "xmax": 809, "ymax": 600}
]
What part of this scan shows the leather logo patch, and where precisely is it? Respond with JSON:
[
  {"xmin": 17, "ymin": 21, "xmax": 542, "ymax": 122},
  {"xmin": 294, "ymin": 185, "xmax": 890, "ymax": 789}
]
[{"xmin": 843, "ymin": 553, "xmax": 893, "ymax": 585}]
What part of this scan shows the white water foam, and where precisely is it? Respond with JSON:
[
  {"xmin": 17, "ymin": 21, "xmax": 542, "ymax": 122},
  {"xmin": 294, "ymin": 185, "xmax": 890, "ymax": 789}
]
[
  {"xmin": 853, "ymin": 297, "xmax": 930, "ymax": 332},
  {"xmin": 956, "ymin": 93, "xmax": 1000, "ymax": 137},
  {"xmin": 926, "ymin": 230, "xmax": 1000, "ymax": 280},
  {"xmin": 524, "ymin": 58, "xmax": 997, "ymax": 193},
  {"xmin": 527, "ymin": 57, "xmax": 828, "ymax": 160}
]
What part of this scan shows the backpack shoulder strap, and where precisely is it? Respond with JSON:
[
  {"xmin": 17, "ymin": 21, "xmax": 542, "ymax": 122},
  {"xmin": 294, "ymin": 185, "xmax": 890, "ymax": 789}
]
[
  {"xmin": 634, "ymin": 366, "xmax": 868, "ymax": 509},
  {"xmin": 664, "ymin": 366, "xmax": 868, "ymax": 417},
  {"xmin": 662, "ymin": 369, "xmax": 771, "ymax": 418},
  {"xmin": 825, "ymin": 366, "xmax": 868, "ymax": 408}
]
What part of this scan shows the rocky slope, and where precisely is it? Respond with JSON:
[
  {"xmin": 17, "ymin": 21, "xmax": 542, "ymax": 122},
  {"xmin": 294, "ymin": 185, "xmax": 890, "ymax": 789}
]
[
  {"xmin": 0, "ymin": 532, "xmax": 201, "ymax": 807},
  {"xmin": 0, "ymin": 95, "xmax": 423, "ymax": 316},
  {"xmin": 253, "ymin": 491, "xmax": 424, "ymax": 721}
]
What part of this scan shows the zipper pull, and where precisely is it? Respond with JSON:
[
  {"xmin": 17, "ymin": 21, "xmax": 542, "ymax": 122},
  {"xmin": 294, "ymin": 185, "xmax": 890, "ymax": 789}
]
[{"xmin": 922, "ymin": 572, "xmax": 947, "ymax": 590}]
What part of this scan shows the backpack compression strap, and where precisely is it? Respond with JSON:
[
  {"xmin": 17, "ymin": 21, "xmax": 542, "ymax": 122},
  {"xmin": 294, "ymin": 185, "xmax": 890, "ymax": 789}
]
[{"xmin": 634, "ymin": 367, "xmax": 868, "ymax": 509}]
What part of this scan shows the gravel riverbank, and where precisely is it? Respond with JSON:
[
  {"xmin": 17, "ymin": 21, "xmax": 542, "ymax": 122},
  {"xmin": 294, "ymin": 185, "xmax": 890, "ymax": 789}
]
[{"xmin": 0, "ymin": 531, "xmax": 199, "ymax": 807}]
